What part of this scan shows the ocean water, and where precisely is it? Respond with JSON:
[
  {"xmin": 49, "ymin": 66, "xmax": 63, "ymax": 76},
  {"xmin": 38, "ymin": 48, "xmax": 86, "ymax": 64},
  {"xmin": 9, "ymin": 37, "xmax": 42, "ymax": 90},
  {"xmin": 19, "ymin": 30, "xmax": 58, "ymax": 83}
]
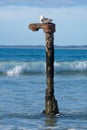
[{"xmin": 0, "ymin": 47, "xmax": 87, "ymax": 130}]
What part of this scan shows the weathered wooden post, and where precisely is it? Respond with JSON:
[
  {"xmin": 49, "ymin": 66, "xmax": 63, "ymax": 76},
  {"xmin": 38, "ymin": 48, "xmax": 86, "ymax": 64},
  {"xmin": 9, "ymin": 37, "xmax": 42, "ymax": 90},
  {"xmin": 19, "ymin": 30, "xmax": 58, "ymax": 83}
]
[{"xmin": 29, "ymin": 23, "xmax": 59, "ymax": 115}]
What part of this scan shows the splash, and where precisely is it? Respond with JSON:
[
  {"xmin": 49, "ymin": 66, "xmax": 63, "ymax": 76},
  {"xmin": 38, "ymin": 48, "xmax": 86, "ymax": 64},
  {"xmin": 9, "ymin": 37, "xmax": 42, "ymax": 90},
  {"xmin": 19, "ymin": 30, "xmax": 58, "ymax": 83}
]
[{"xmin": 6, "ymin": 65, "xmax": 24, "ymax": 76}]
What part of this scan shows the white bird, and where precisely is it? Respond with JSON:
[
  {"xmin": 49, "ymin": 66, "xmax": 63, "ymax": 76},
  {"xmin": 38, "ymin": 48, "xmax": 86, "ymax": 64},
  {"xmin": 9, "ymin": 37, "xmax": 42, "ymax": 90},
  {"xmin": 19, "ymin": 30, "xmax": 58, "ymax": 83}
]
[{"xmin": 40, "ymin": 15, "xmax": 53, "ymax": 23}]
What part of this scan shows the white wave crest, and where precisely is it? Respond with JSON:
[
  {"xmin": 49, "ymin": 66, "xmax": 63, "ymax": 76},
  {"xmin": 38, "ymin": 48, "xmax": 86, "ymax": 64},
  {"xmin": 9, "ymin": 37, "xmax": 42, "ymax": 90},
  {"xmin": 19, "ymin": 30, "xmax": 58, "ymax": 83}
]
[
  {"xmin": 0, "ymin": 60, "xmax": 87, "ymax": 76},
  {"xmin": 6, "ymin": 61, "xmax": 45, "ymax": 76},
  {"xmin": 54, "ymin": 61, "xmax": 87, "ymax": 72},
  {"xmin": 6, "ymin": 65, "xmax": 24, "ymax": 76}
]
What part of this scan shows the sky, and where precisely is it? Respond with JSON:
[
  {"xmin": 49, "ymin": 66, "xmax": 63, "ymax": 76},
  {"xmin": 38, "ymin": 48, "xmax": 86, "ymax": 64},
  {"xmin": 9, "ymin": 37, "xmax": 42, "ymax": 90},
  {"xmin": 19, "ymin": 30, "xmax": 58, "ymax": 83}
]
[{"xmin": 0, "ymin": 0, "xmax": 87, "ymax": 46}]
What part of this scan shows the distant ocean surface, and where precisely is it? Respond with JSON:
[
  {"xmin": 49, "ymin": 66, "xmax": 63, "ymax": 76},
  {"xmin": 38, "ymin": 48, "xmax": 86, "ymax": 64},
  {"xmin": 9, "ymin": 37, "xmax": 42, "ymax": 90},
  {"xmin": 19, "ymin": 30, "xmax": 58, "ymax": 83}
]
[{"xmin": 0, "ymin": 47, "xmax": 87, "ymax": 130}]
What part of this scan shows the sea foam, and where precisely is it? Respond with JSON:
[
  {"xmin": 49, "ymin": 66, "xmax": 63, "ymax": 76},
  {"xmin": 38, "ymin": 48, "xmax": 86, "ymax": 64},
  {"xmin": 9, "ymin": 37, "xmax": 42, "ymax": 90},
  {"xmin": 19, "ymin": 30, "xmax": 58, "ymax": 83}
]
[{"xmin": 6, "ymin": 65, "xmax": 24, "ymax": 76}]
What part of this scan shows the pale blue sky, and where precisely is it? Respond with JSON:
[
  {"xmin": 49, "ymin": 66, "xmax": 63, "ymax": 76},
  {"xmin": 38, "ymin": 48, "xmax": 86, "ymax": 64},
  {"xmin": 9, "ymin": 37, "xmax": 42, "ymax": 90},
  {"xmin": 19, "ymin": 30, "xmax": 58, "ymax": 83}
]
[{"xmin": 0, "ymin": 0, "xmax": 87, "ymax": 46}]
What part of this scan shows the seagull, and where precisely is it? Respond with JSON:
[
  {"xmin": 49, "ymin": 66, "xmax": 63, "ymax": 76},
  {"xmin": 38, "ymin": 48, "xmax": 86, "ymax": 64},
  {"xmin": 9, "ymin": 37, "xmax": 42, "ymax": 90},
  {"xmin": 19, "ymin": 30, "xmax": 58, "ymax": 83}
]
[{"xmin": 40, "ymin": 15, "xmax": 53, "ymax": 23}]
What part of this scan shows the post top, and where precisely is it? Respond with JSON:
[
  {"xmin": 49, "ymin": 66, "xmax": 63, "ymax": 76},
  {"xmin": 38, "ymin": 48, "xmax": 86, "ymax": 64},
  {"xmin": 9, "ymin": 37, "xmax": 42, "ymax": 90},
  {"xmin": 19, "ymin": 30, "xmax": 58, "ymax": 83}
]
[{"xmin": 29, "ymin": 23, "xmax": 55, "ymax": 33}]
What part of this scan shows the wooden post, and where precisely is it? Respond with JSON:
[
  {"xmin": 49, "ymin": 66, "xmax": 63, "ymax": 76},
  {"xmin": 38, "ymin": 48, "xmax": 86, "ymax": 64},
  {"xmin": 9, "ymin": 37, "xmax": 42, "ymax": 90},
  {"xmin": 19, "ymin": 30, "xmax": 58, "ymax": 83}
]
[{"xmin": 29, "ymin": 23, "xmax": 59, "ymax": 115}]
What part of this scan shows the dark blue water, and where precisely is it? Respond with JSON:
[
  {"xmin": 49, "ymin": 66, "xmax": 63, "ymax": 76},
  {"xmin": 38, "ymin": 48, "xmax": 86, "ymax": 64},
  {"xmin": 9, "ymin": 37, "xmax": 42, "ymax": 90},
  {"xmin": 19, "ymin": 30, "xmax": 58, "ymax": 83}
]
[
  {"xmin": 0, "ymin": 47, "xmax": 87, "ymax": 61},
  {"xmin": 0, "ymin": 47, "xmax": 87, "ymax": 130}
]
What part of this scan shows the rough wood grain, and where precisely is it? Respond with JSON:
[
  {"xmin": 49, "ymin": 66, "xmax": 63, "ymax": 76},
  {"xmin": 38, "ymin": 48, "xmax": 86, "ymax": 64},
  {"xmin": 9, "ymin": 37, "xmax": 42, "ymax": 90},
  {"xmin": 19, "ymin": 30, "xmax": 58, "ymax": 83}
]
[{"xmin": 29, "ymin": 23, "xmax": 59, "ymax": 115}]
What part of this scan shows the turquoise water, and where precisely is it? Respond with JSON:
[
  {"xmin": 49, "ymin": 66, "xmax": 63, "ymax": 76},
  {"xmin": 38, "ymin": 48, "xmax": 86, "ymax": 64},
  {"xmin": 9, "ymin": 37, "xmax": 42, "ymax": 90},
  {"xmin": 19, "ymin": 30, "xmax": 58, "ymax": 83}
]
[{"xmin": 0, "ymin": 47, "xmax": 87, "ymax": 130}]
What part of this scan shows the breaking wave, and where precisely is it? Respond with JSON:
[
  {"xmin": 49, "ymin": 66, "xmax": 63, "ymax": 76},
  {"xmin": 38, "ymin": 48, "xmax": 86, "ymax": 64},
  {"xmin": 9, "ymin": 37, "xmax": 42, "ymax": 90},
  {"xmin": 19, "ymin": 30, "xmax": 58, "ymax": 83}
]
[{"xmin": 0, "ymin": 60, "xmax": 87, "ymax": 76}]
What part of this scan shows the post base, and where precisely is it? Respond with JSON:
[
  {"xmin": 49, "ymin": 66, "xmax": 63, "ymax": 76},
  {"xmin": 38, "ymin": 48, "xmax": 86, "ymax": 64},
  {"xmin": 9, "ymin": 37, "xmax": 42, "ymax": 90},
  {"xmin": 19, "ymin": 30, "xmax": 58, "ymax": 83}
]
[{"xmin": 43, "ymin": 95, "xmax": 59, "ymax": 115}]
